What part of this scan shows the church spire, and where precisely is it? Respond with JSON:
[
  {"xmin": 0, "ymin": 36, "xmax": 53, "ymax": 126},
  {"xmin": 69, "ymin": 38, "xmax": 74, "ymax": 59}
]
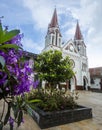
[
  {"xmin": 45, "ymin": 8, "xmax": 62, "ymax": 49},
  {"xmin": 49, "ymin": 8, "xmax": 59, "ymax": 28},
  {"xmin": 74, "ymin": 21, "xmax": 86, "ymax": 56},
  {"xmin": 74, "ymin": 21, "xmax": 83, "ymax": 40}
]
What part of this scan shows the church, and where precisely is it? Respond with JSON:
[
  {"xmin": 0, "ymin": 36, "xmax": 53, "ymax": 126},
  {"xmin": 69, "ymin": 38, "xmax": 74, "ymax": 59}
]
[{"xmin": 42, "ymin": 8, "xmax": 90, "ymax": 91}]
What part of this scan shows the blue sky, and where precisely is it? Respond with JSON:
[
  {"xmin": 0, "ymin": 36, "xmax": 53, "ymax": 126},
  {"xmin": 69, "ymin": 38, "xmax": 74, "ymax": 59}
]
[{"xmin": 0, "ymin": 0, "xmax": 102, "ymax": 68}]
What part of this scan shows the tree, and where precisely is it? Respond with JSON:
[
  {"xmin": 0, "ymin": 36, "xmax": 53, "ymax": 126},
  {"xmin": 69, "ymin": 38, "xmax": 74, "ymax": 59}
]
[{"xmin": 35, "ymin": 50, "xmax": 75, "ymax": 89}]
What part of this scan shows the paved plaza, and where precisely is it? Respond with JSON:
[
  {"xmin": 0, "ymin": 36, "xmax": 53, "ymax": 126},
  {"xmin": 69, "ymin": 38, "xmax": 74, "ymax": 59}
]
[{"xmin": 1, "ymin": 91, "xmax": 102, "ymax": 130}]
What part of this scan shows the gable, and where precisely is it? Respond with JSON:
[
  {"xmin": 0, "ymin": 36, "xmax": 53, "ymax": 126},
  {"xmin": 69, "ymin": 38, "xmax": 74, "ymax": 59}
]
[{"xmin": 62, "ymin": 40, "xmax": 78, "ymax": 53}]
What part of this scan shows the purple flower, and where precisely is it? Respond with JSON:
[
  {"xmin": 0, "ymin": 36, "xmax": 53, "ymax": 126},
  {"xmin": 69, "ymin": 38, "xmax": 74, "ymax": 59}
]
[
  {"xmin": 0, "ymin": 71, "xmax": 7, "ymax": 85},
  {"xmin": 10, "ymin": 34, "xmax": 23, "ymax": 47},
  {"xmin": 33, "ymin": 80, "xmax": 39, "ymax": 89},
  {"xmin": 0, "ymin": 30, "xmax": 37, "ymax": 96},
  {"xmin": 0, "ymin": 24, "xmax": 39, "ymax": 130},
  {"xmin": 9, "ymin": 117, "xmax": 14, "ymax": 126},
  {"xmin": 21, "ymin": 118, "xmax": 24, "ymax": 123}
]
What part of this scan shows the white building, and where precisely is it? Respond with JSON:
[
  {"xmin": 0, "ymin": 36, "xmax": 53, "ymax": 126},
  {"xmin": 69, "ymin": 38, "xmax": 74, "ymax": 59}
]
[
  {"xmin": 89, "ymin": 67, "xmax": 102, "ymax": 90},
  {"xmin": 42, "ymin": 8, "xmax": 90, "ymax": 91}
]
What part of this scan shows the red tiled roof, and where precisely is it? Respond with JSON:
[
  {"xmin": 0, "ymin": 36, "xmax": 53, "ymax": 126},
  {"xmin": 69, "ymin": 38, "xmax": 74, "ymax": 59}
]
[{"xmin": 89, "ymin": 67, "xmax": 102, "ymax": 77}]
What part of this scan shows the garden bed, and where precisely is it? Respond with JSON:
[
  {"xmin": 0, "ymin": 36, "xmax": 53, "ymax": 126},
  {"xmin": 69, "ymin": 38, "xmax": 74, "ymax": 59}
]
[{"xmin": 28, "ymin": 105, "xmax": 92, "ymax": 129}]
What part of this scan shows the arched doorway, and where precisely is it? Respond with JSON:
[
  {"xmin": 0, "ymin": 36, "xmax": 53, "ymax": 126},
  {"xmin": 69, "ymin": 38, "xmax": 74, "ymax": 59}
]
[
  {"xmin": 69, "ymin": 76, "xmax": 77, "ymax": 91},
  {"xmin": 83, "ymin": 76, "xmax": 88, "ymax": 90}
]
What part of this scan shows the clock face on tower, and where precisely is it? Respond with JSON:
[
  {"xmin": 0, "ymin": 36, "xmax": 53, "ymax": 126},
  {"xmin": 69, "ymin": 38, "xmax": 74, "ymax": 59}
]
[{"xmin": 69, "ymin": 44, "xmax": 74, "ymax": 51}]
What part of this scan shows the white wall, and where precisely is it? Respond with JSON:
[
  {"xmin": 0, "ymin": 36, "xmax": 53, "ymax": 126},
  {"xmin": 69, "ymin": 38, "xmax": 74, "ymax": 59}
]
[{"xmin": 91, "ymin": 78, "xmax": 101, "ymax": 89}]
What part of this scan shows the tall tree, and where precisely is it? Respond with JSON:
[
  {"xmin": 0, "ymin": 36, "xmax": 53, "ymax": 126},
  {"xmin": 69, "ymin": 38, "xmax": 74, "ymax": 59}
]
[{"xmin": 35, "ymin": 50, "xmax": 74, "ymax": 88}]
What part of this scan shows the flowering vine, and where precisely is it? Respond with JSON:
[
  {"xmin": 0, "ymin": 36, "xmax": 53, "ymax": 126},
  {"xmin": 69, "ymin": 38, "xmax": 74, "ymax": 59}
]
[{"xmin": 0, "ymin": 20, "xmax": 38, "ymax": 130}]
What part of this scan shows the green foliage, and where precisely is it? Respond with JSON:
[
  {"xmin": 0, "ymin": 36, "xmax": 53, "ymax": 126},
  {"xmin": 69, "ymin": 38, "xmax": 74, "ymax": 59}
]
[
  {"xmin": 17, "ymin": 110, "xmax": 23, "ymax": 127},
  {"xmin": 0, "ymin": 122, "xmax": 3, "ymax": 130},
  {"xmin": 0, "ymin": 22, "xmax": 22, "ymax": 129},
  {"xmin": 0, "ymin": 22, "xmax": 21, "ymax": 53},
  {"xmin": 0, "ymin": 21, "xmax": 39, "ymax": 130},
  {"xmin": 0, "ymin": 55, "xmax": 5, "ymax": 68},
  {"xmin": 0, "ymin": 22, "xmax": 20, "ymax": 44},
  {"xmin": 0, "ymin": 22, "xmax": 20, "ymax": 69},
  {"xmin": 4, "ymin": 103, "xmax": 11, "ymax": 125},
  {"xmin": 0, "ymin": 44, "xmax": 21, "ymax": 50},
  {"xmin": 35, "ymin": 50, "xmax": 75, "ymax": 87},
  {"xmin": 28, "ymin": 89, "xmax": 79, "ymax": 112}
]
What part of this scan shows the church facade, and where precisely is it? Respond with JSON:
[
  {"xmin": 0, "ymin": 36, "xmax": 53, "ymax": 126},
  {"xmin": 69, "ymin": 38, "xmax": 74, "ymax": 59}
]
[{"xmin": 42, "ymin": 8, "xmax": 90, "ymax": 91}]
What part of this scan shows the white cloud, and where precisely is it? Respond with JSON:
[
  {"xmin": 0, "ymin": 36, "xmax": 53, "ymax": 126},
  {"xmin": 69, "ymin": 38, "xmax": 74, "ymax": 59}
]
[
  {"xmin": 63, "ymin": 24, "xmax": 76, "ymax": 41},
  {"xmin": 22, "ymin": 0, "xmax": 102, "ymax": 68},
  {"xmin": 79, "ymin": 0, "xmax": 102, "ymax": 68},
  {"xmin": 87, "ymin": 43, "xmax": 102, "ymax": 68},
  {"xmin": 1, "ymin": 0, "xmax": 102, "ymax": 67},
  {"xmin": 0, "ymin": 0, "xmax": 33, "ymax": 27},
  {"xmin": 22, "ymin": 38, "xmax": 43, "ymax": 54},
  {"xmin": 61, "ymin": 0, "xmax": 102, "ymax": 68},
  {"xmin": 22, "ymin": 0, "xmax": 79, "ymax": 30},
  {"xmin": 22, "ymin": 0, "xmax": 54, "ymax": 30}
]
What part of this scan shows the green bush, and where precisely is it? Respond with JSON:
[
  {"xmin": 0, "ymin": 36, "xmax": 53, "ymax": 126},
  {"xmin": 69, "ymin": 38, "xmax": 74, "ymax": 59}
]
[{"xmin": 28, "ymin": 89, "xmax": 79, "ymax": 112}]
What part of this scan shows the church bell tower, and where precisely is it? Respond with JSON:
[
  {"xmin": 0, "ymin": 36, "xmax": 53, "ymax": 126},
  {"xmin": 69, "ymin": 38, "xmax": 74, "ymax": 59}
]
[
  {"xmin": 74, "ymin": 21, "xmax": 86, "ymax": 57},
  {"xmin": 45, "ymin": 8, "xmax": 62, "ymax": 50}
]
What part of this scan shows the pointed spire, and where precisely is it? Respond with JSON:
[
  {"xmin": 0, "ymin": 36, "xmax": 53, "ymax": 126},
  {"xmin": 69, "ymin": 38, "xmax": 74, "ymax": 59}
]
[
  {"xmin": 49, "ymin": 8, "xmax": 59, "ymax": 28},
  {"xmin": 74, "ymin": 20, "xmax": 83, "ymax": 40}
]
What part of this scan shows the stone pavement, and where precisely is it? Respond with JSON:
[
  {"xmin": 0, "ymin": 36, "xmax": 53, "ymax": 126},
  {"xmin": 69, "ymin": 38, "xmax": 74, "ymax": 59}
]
[
  {"xmin": 1, "ymin": 91, "xmax": 102, "ymax": 130},
  {"xmin": 42, "ymin": 91, "xmax": 102, "ymax": 130}
]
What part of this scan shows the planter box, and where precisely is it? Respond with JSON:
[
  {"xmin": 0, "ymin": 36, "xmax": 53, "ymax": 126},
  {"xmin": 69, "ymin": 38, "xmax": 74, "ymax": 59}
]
[{"xmin": 28, "ymin": 105, "xmax": 92, "ymax": 129}]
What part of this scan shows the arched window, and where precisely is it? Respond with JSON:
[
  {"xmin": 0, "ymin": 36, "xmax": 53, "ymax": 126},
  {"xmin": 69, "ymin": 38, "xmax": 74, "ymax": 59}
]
[{"xmin": 52, "ymin": 35, "xmax": 54, "ymax": 45}]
